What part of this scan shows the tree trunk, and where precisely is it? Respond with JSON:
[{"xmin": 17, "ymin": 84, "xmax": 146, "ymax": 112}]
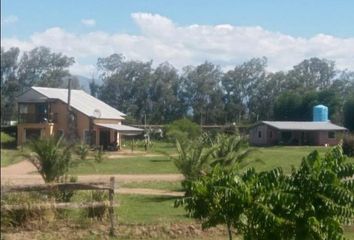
[{"xmin": 227, "ymin": 221, "xmax": 233, "ymax": 240}]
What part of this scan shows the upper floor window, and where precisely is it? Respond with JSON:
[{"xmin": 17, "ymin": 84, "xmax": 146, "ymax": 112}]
[{"xmin": 19, "ymin": 105, "xmax": 28, "ymax": 114}]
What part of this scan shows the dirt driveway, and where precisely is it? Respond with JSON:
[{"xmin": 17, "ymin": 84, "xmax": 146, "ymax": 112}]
[{"xmin": 1, "ymin": 160, "xmax": 184, "ymax": 196}]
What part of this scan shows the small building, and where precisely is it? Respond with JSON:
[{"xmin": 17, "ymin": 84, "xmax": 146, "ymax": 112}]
[
  {"xmin": 249, "ymin": 121, "xmax": 347, "ymax": 146},
  {"xmin": 17, "ymin": 87, "xmax": 143, "ymax": 149}
]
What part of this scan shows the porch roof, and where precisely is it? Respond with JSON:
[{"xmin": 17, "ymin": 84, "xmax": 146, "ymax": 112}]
[{"xmin": 95, "ymin": 123, "xmax": 144, "ymax": 136}]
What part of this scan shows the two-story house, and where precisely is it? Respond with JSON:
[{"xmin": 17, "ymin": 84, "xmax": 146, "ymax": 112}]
[{"xmin": 17, "ymin": 87, "xmax": 143, "ymax": 149}]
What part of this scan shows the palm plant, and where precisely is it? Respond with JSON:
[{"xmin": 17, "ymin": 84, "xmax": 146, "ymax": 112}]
[
  {"xmin": 26, "ymin": 136, "xmax": 72, "ymax": 183},
  {"xmin": 210, "ymin": 134, "xmax": 260, "ymax": 168}
]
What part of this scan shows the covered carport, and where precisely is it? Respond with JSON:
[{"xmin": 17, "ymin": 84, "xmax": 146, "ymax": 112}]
[{"xmin": 94, "ymin": 123, "xmax": 144, "ymax": 150}]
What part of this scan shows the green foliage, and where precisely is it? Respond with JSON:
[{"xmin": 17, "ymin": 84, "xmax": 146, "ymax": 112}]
[
  {"xmin": 26, "ymin": 136, "xmax": 72, "ymax": 183},
  {"xmin": 172, "ymin": 138, "xmax": 213, "ymax": 183},
  {"xmin": 1, "ymin": 192, "xmax": 53, "ymax": 228},
  {"xmin": 165, "ymin": 118, "xmax": 201, "ymax": 143},
  {"xmin": 82, "ymin": 190, "xmax": 108, "ymax": 220},
  {"xmin": 1, "ymin": 47, "xmax": 75, "ymax": 122},
  {"xmin": 210, "ymin": 134, "xmax": 259, "ymax": 168},
  {"xmin": 342, "ymin": 135, "xmax": 354, "ymax": 157},
  {"xmin": 178, "ymin": 145, "xmax": 354, "ymax": 240},
  {"xmin": 0, "ymin": 132, "xmax": 16, "ymax": 149},
  {"xmin": 94, "ymin": 146, "xmax": 105, "ymax": 163},
  {"xmin": 54, "ymin": 175, "xmax": 78, "ymax": 203},
  {"xmin": 75, "ymin": 143, "xmax": 90, "ymax": 161}
]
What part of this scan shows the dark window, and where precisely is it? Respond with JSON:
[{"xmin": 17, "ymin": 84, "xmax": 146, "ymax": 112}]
[
  {"xmin": 258, "ymin": 131, "xmax": 262, "ymax": 138},
  {"xmin": 328, "ymin": 131, "xmax": 335, "ymax": 139},
  {"xmin": 26, "ymin": 129, "xmax": 41, "ymax": 141}
]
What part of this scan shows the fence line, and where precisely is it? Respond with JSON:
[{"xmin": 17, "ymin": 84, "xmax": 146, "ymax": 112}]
[{"xmin": 1, "ymin": 176, "xmax": 117, "ymax": 236}]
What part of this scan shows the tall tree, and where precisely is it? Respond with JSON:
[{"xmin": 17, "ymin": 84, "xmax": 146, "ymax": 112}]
[
  {"xmin": 182, "ymin": 62, "xmax": 224, "ymax": 124},
  {"xmin": 1, "ymin": 47, "xmax": 20, "ymax": 122},
  {"xmin": 222, "ymin": 57, "xmax": 267, "ymax": 122},
  {"xmin": 285, "ymin": 57, "xmax": 336, "ymax": 91},
  {"xmin": 98, "ymin": 54, "xmax": 152, "ymax": 123},
  {"xmin": 149, "ymin": 62, "xmax": 183, "ymax": 123},
  {"xmin": 18, "ymin": 47, "xmax": 75, "ymax": 90}
]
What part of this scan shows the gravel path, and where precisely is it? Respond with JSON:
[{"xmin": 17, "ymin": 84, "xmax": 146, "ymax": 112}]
[{"xmin": 1, "ymin": 160, "xmax": 184, "ymax": 196}]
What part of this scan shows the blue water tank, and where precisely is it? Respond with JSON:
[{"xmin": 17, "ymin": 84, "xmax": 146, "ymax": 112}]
[{"xmin": 313, "ymin": 105, "xmax": 328, "ymax": 122}]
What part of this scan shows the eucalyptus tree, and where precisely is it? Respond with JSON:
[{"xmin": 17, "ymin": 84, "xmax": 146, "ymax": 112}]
[
  {"xmin": 149, "ymin": 62, "xmax": 183, "ymax": 123},
  {"xmin": 1, "ymin": 47, "xmax": 75, "ymax": 123},
  {"xmin": 222, "ymin": 57, "xmax": 267, "ymax": 122},
  {"xmin": 181, "ymin": 62, "xmax": 224, "ymax": 124}
]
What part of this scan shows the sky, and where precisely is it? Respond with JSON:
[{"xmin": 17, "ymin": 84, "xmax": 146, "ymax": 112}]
[{"xmin": 2, "ymin": 0, "xmax": 354, "ymax": 77}]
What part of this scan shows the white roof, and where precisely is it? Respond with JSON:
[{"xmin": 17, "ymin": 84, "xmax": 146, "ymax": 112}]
[
  {"xmin": 95, "ymin": 123, "xmax": 143, "ymax": 135},
  {"xmin": 261, "ymin": 121, "xmax": 347, "ymax": 131},
  {"xmin": 31, "ymin": 87, "xmax": 126, "ymax": 119}
]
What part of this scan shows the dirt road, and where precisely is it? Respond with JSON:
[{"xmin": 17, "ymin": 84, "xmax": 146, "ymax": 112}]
[{"xmin": 1, "ymin": 160, "xmax": 184, "ymax": 196}]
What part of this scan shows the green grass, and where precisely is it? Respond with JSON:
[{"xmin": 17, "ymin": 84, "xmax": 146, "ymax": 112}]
[
  {"xmin": 0, "ymin": 149, "xmax": 23, "ymax": 167},
  {"xmin": 69, "ymin": 156, "xmax": 178, "ymax": 175},
  {"xmin": 117, "ymin": 194, "xmax": 190, "ymax": 224},
  {"xmin": 122, "ymin": 140, "xmax": 177, "ymax": 154},
  {"xmin": 120, "ymin": 181, "xmax": 183, "ymax": 191},
  {"xmin": 246, "ymin": 146, "xmax": 350, "ymax": 173},
  {"xmin": 68, "ymin": 145, "xmax": 354, "ymax": 175}
]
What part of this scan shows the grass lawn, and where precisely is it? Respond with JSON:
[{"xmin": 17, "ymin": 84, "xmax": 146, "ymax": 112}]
[
  {"xmin": 117, "ymin": 194, "xmax": 190, "ymax": 224},
  {"xmin": 120, "ymin": 181, "xmax": 183, "ymax": 191},
  {"xmin": 69, "ymin": 156, "xmax": 178, "ymax": 175},
  {"xmin": 68, "ymin": 145, "xmax": 353, "ymax": 175},
  {"xmin": 247, "ymin": 146, "xmax": 332, "ymax": 174},
  {"xmin": 0, "ymin": 149, "xmax": 24, "ymax": 167},
  {"xmin": 121, "ymin": 140, "xmax": 177, "ymax": 154}
]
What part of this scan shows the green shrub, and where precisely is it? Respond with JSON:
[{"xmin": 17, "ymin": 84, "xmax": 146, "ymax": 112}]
[
  {"xmin": 1, "ymin": 192, "xmax": 54, "ymax": 228},
  {"xmin": 94, "ymin": 146, "xmax": 105, "ymax": 163},
  {"xmin": 26, "ymin": 136, "xmax": 72, "ymax": 183},
  {"xmin": 0, "ymin": 132, "xmax": 16, "ymax": 149},
  {"xmin": 342, "ymin": 135, "xmax": 354, "ymax": 157},
  {"xmin": 53, "ymin": 175, "xmax": 78, "ymax": 203},
  {"xmin": 75, "ymin": 143, "xmax": 90, "ymax": 161},
  {"xmin": 82, "ymin": 190, "xmax": 108, "ymax": 220},
  {"xmin": 165, "ymin": 118, "xmax": 201, "ymax": 143}
]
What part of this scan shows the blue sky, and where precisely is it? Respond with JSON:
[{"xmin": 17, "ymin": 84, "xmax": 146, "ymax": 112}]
[{"xmin": 2, "ymin": 0, "xmax": 354, "ymax": 76}]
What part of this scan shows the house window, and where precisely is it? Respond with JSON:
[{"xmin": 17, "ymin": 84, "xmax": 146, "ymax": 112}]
[
  {"xmin": 258, "ymin": 131, "xmax": 262, "ymax": 138},
  {"xmin": 328, "ymin": 131, "xmax": 335, "ymax": 139},
  {"xmin": 84, "ymin": 130, "xmax": 90, "ymax": 145},
  {"xmin": 19, "ymin": 104, "xmax": 28, "ymax": 114},
  {"xmin": 84, "ymin": 129, "xmax": 96, "ymax": 145}
]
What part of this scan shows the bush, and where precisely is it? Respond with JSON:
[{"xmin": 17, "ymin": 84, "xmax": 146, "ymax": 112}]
[
  {"xmin": 1, "ymin": 192, "xmax": 54, "ymax": 228},
  {"xmin": 83, "ymin": 190, "xmax": 108, "ymax": 220},
  {"xmin": 54, "ymin": 175, "xmax": 78, "ymax": 203},
  {"xmin": 342, "ymin": 135, "xmax": 354, "ymax": 157},
  {"xmin": 0, "ymin": 132, "xmax": 16, "ymax": 149},
  {"xmin": 165, "ymin": 118, "xmax": 201, "ymax": 143},
  {"xmin": 26, "ymin": 136, "xmax": 72, "ymax": 183},
  {"xmin": 75, "ymin": 143, "xmax": 90, "ymax": 161},
  {"xmin": 94, "ymin": 146, "xmax": 105, "ymax": 163}
]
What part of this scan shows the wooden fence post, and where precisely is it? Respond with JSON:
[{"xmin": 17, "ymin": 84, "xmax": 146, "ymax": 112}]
[{"xmin": 109, "ymin": 176, "xmax": 116, "ymax": 236}]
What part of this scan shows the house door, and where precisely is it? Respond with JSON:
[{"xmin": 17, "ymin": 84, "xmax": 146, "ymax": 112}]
[{"xmin": 99, "ymin": 129, "xmax": 110, "ymax": 149}]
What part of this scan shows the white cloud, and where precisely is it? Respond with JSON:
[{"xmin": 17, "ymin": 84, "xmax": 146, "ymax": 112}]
[
  {"xmin": 81, "ymin": 18, "xmax": 96, "ymax": 27},
  {"xmin": 2, "ymin": 12, "xmax": 354, "ymax": 77},
  {"xmin": 1, "ymin": 15, "xmax": 19, "ymax": 25}
]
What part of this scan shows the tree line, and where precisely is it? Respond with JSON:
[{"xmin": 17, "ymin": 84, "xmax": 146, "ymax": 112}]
[{"xmin": 1, "ymin": 46, "xmax": 354, "ymax": 130}]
